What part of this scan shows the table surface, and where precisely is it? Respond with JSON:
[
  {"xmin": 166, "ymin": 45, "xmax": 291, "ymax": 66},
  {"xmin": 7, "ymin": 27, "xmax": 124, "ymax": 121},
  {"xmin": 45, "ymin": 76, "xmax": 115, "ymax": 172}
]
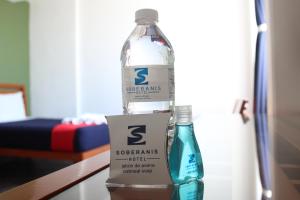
[{"xmin": 1, "ymin": 114, "xmax": 300, "ymax": 200}]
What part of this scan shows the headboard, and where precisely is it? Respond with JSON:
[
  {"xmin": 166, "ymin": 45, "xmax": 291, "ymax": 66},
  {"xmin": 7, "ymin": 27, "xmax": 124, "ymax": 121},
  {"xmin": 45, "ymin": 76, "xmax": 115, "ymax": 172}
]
[{"xmin": 0, "ymin": 83, "xmax": 27, "ymax": 115}]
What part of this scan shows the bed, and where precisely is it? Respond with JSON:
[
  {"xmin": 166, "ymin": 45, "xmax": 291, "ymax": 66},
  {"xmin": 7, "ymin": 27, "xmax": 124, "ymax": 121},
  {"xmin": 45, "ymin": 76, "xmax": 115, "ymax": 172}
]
[{"xmin": 0, "ymin": 83, "xmax": 110, "ymax": 162}]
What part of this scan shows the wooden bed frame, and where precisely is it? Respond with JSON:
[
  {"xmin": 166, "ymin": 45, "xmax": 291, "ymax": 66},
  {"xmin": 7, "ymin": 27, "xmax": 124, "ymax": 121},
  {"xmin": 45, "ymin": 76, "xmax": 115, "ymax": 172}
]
[
  {"xmin": 0, "ymin": 83, "xmax": 110, "ymax": 162},
  {"xmin": 0, "ymin": 83, "xmax": 28, "ymax": 115}
]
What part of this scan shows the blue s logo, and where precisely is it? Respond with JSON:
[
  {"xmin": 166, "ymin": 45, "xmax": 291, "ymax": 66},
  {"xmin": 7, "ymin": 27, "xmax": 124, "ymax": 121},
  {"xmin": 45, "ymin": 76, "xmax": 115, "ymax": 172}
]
[
  {"xmin": 127, "ymin": 125, "xmax": 146, "ymax": 145},
  {"xmin": 135, "ymin": 68, "xmax": 148, "ymax": 85},
  {"xmin": 188, "ymin": 154, "xmax": 196, "ymax": 164}
]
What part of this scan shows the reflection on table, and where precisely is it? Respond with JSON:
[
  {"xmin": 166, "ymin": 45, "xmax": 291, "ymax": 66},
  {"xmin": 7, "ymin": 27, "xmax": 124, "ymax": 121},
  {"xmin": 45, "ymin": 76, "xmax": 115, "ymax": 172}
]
[{"xmin": 108, "ymin": 180, "xmax": 204, "ymax": 200}]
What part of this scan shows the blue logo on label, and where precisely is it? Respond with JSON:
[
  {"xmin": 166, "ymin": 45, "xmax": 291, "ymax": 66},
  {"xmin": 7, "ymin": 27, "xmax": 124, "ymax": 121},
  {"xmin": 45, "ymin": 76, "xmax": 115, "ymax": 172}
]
[
  {"xmin": 188, "ymin": 154, "xmax": 196, "ymax": 164},
  {"xmin": 135, "ymin": 68, "xmax": 148, "ymax": 85},
  {"xmin": 127, "ymin": 125, "xmax": 146, "ymax": 145}
]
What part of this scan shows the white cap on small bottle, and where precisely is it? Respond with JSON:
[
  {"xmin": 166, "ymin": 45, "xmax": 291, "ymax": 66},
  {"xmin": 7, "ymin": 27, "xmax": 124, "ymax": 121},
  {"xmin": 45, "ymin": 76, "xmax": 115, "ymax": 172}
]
[
  {"xmin": 175, "ymin": 105, "xmax": 193, "ymax": 124},
  {"xmin": 135, "ymin": 9, "xmax": 158, "ymax": 23}
]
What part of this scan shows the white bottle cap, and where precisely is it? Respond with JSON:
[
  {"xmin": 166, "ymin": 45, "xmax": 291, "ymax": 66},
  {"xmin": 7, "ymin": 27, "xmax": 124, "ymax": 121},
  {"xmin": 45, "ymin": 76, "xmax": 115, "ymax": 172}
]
[
  {"xmin": 135, "ymin": 9, "xmax": 158, "ymax": 23},
  {"xmin": 175, "ymin": 105, "xmax": 193, "ymax": 124}
]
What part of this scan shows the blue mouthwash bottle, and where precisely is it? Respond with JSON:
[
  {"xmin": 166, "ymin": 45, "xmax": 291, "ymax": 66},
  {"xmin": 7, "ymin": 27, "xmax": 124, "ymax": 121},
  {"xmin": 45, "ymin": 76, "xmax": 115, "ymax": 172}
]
[{"xmin": 169, "ymin": 105, "xmax": 204, "ymax": 184}]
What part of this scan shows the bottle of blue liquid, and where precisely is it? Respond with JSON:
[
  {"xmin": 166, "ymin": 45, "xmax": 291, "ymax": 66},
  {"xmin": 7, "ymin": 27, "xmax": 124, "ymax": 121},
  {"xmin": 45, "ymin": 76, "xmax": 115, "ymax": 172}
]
[{"xmin": 169, "ymin": 105, "xmax": 204, "ymax": 184}]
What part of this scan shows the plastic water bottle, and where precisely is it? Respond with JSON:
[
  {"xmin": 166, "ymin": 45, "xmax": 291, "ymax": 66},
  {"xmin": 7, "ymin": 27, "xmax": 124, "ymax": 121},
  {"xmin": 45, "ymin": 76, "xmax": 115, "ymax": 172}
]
[
  {"xmin": 121, "ymin": 9, "xmax": 175, "ymax": 115},
  {"xmin": 169, "ymin": 105, "xmax": 204, "ymax": 184}
]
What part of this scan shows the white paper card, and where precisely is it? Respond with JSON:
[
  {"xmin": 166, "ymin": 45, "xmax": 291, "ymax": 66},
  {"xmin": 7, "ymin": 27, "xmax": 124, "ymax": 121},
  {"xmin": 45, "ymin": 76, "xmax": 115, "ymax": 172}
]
[{"xmin": 106, "ymin": 113, "xmax": 172, "ymax": 187}]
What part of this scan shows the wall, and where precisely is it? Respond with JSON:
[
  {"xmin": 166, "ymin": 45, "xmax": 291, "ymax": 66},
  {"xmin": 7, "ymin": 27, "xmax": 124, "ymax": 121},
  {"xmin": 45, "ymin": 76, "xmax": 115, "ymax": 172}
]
[
  {"xmin": 0, "ymin": 0, "xmax": 30, "ymax": 111},
  {"xmin": 268, "ymin": 0, "xmax": 300, "ymax": 114},
  {"xmin": 29, "ymin": 0, "xmax": 78, "ymax": 117},
  {"xmin": 29, "ymin": 0, "xmax": 256, "ymax": 117}
]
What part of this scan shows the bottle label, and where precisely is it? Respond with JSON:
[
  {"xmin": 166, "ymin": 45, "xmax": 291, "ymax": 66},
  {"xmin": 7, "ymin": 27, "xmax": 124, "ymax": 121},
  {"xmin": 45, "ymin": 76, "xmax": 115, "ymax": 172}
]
[{"xmin": 122, "ymin": 65, "xmax": 174, "ymax": 102}]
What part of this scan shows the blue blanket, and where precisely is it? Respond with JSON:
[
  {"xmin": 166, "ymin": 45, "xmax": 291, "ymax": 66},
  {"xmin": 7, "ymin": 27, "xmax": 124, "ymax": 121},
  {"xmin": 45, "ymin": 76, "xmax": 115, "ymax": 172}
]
[{"xmin": 0, "ymin": 119, "xmax": 109, "ymax": 152}]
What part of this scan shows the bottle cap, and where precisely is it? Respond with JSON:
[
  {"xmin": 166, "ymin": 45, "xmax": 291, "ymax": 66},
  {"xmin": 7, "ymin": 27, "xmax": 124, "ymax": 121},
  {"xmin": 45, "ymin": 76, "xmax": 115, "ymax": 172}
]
[
  {"xmin": 135, "ymin": 9, "xmax": 158, "ymax": 23},
  {"xmin": 175, "ymin": 105, "xmax": 192, "ymax": 124}
]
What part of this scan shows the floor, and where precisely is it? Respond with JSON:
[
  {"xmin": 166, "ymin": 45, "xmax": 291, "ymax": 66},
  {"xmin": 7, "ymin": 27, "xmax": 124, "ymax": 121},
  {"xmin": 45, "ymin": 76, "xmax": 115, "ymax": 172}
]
[{"xmin": 0, "ymin": 157, "xmax": 73, "ymax": 193}]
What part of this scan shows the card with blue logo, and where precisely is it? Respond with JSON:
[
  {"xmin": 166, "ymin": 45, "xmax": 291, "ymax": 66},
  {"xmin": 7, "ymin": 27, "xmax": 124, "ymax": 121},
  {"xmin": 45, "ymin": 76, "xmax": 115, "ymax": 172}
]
[{"xmin": 106, "ymin": 113, "xmax": 172, "ymax": 187}]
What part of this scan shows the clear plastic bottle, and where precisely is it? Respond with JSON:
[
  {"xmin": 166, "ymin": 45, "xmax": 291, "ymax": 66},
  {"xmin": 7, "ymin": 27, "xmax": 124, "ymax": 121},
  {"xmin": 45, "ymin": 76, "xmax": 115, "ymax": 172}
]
[
  {"xmin": 169, "ymin": 105, "xmax": 204, "ymax": 184},
  {"xmin": 121, "ymin": 9, "xmax": 175, "ymax": 115}
]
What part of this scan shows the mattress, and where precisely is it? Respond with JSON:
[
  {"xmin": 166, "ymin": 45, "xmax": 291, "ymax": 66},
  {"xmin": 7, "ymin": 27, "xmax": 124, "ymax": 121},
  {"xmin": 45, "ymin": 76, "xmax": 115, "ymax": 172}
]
[{"xmin": 0, "ymin": 118, "xmax": 109, "ymax": 152}]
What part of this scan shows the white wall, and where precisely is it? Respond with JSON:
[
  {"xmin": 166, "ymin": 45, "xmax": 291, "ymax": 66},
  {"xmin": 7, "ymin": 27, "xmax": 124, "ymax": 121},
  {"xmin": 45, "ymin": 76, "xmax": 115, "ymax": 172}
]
[
  {"xmin": 29, "ymin": 0, "xmax": 256, "ymax": 117},
  {"xmin": 30, "ymin": 0, "xmax": 78, "ymax": 117}
]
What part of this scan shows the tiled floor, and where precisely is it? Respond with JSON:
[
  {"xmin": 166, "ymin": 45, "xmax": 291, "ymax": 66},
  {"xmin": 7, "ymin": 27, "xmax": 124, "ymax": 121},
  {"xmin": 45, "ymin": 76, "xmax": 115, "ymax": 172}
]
[{"xmin": 0, "ymin": 157, "xmax": 72, "ymax": 193}]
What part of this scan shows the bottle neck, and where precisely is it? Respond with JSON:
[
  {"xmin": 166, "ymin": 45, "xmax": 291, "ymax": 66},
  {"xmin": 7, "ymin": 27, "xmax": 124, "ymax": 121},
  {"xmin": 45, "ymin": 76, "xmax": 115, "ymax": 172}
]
[
  {"xmin": 136, "ymin": 20, "xmax": 157, "ymax": 26},
  {"xmin": 131, "ymin": 23, "xmax": 160, "ymax": 39},
  {"xmin": 176, "ymin": 121, "xmax": 193, "ymax": 126},
  {"xmin": 176, "ymin": 116, "xmax": 193, "ymax": 125},
  {"xmin": 175, "ymin": 122, "xmax": 194, "ymax": 136}
]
